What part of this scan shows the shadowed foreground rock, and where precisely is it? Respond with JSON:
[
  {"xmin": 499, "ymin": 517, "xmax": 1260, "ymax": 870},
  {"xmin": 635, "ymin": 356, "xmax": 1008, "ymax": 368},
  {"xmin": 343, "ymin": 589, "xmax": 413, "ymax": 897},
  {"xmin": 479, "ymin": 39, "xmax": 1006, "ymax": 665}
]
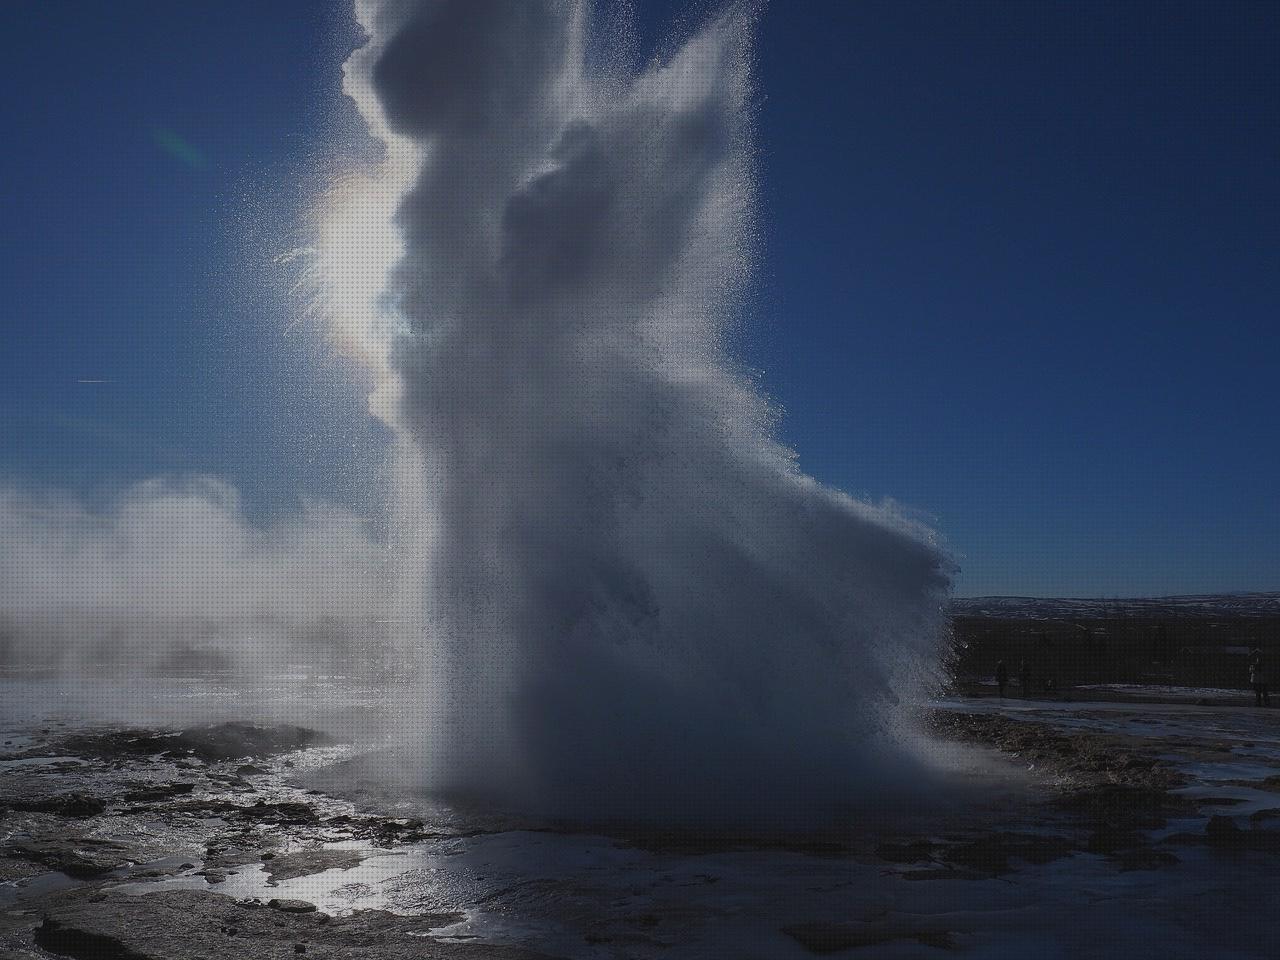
[
  {"xmin": 783, "ymin": 920, "xmax": 958, "ymax": 953},
  {"xmin": 34, "ymin": 891, "xmax": 557, "ymax": 960}
]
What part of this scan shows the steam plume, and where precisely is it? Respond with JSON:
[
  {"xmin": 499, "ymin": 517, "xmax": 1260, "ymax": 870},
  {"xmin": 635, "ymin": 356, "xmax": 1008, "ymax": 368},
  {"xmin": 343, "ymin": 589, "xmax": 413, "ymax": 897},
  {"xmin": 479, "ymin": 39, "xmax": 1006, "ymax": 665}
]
[
  {"xmin": 0, "ymin": 479, "xmax": 387, "ymax": 675},
  {"xmin": 330, "ymin": 1, "xmax": 953, "ymax": 821}
]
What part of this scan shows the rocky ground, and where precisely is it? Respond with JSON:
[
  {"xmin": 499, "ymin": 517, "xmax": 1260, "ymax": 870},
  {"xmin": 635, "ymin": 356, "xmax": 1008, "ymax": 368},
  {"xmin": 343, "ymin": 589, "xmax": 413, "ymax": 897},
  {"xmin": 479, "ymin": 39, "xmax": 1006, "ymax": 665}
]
[
  {"xmin": 0, "ymin": 721, "xmax": 544, "ymax": 959},
  {"xmin": 3, "ymin": 699, "xmax": 1280, "ymax": 958}
]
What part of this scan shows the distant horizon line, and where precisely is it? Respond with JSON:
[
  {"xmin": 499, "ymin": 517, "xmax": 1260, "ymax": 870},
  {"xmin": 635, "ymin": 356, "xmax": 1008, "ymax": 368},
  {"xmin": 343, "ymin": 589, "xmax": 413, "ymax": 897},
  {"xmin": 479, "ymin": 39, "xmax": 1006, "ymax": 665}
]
[{"xmin": 951, "ymin": 590, "xmax": 1280, "ymax": 602}]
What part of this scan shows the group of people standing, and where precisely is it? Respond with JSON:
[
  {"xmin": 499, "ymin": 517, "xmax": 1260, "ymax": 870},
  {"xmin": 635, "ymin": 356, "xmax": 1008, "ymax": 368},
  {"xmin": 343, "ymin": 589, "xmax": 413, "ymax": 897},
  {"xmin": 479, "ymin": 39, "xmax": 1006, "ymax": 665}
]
[
  {"xmin": 994, "ymin": 658, "xmax": 1035, "ymax": 698},
  {"xmin": 992, "ymin": 648, "xmax": 1273, "ymax": 707}
]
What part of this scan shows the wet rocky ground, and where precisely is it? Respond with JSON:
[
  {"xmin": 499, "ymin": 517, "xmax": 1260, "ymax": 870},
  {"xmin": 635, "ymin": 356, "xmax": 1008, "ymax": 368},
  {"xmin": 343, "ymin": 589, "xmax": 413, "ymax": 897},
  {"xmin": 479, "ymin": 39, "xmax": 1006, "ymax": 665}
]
[{"xmin": 4, "ymin": 697, "xmax": 1280, "ymax": 958}]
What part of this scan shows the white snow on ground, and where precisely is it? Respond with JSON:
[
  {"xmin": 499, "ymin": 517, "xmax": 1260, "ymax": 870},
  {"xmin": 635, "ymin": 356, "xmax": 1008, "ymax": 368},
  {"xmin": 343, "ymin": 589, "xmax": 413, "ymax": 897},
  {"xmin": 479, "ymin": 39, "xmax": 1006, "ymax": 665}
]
[
  {"xmin": 952, "ymin": 593, "xmax": 1280, "ymax": 619},
  {"xmin": 1077, "ymin": 683, "xmax": 1249, "ymax": 701}
]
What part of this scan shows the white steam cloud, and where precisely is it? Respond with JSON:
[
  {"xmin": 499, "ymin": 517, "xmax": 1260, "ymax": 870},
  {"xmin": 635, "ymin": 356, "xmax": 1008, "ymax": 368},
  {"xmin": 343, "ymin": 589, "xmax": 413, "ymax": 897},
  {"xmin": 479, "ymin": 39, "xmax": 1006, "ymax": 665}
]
[{"xmin": 0, "ymin": 479, "xmax": 389, "ymax": 674}]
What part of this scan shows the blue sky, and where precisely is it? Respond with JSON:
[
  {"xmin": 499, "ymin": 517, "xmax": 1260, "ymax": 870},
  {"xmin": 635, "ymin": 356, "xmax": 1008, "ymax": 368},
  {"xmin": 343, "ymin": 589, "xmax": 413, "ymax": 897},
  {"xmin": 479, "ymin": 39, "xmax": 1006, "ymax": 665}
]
[{"xmin": 2, "ymin": 1, "xmax": 1276, "ymax": 597}]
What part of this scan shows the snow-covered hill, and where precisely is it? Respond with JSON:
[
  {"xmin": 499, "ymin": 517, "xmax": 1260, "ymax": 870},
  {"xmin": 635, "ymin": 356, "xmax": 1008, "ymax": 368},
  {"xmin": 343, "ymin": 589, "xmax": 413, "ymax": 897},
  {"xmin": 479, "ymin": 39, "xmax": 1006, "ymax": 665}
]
[{"xmin": 951, "ymin": 593, "xmax": 1280, "ymax": 620}]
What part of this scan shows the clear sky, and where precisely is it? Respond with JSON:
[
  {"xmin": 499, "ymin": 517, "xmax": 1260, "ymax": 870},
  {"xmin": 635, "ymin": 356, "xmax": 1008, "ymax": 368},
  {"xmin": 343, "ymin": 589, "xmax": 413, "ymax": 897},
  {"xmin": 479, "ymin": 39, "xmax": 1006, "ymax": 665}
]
[{"xmin": 2, "ymin": 1, "xmax": 1276, "ymax": 597}]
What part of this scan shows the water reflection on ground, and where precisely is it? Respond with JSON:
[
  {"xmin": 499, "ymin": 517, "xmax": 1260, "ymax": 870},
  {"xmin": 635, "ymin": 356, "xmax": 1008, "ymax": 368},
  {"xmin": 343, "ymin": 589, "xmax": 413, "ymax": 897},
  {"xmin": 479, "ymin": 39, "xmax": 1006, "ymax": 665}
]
[{"xmin": 5, "ymin": 676, "xmax": 1280, "ymax": 957}]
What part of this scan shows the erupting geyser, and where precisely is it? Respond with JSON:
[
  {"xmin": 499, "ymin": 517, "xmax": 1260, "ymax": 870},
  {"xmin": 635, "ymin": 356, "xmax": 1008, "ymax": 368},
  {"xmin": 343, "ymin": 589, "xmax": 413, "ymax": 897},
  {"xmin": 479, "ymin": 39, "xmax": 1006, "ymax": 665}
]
[{"xmin": 325, "ymin": 0, "xmax": 953, "ymax": 822}]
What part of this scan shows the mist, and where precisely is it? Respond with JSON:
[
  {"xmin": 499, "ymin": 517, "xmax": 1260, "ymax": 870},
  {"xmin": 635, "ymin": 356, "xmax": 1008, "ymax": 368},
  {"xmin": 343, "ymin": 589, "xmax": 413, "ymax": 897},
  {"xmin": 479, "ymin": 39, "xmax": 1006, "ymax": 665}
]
[{"xmin": 0, "ymin": 478, "xmax": 389, "ymax": 676}]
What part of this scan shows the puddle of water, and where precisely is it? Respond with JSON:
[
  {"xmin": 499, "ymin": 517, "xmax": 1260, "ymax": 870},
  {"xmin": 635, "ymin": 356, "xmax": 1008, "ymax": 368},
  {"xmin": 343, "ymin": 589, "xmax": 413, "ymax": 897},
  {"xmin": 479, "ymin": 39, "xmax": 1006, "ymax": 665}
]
[
  {"xmin": 114, "ymin": 841, "xmax": 435, "ymax": 916},
  {"xmin": 0, "ymin": 871, "xmax": 83, "ymax": 908}
]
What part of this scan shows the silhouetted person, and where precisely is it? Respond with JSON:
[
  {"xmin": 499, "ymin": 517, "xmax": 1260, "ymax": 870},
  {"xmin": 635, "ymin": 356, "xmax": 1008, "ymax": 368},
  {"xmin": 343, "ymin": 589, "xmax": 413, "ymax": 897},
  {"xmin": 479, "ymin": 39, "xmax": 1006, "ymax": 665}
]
[
  {"xmin": 1018, "ymin": 659, "xmax": 1032, "ymax": 698},
  {"xmin": 995, "ymin": 659, "xmax": 1009, "ymax": 698},
  {"xmin": 1250, "ymin": 649, "xmax": 1270, "ymax": 707}
]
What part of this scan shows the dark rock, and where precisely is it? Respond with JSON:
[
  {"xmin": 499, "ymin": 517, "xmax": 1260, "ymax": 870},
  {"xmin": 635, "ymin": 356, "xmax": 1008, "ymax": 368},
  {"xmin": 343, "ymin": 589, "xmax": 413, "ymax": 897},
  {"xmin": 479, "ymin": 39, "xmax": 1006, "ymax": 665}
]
[
  {"xmin": 8, "ymin": 839, "xmax": 130, "ymax": 879},
  {"xmin": 899, "ymin": 866, "xmax": 989, "ymax": 881},
  {"xmin": 1087, "ymin": 823, "xmax": 1145, "ymax": 854},
  {"xmin": 202, "ymin": 839, "xmax": 275, "ymax": 871},
  {"xmin": 930, "ymin": 712, "xmax": 1183, "ymax": 792},
  {"xmin": 1115, "ymin": 847, "xmax": 1180, "ymax": 871},
  {"xmin": 1170, "ymin": 817, "xmax": 1280, "ymax": 855},
  {"xmin": 244, "ymin": 801, "xmax": 321, "ymax": 825},
  {"xmin": 36, "ymin": 918, "xmax": 152, "ymax": 960},
  {"xmin": 55, "ymin": 723, "xmax": 332, "ymax": 763},
  {"xmin": 121, "ymin": 782, "xmax": 196, "ymax": 803},
  {"xmin": 33, "ymin": 890, "xmax": 542, "ymax": 959},
  {"xmin": 167, "ymin": 723, "xmax": 333, "ymax": 761},
  {"xmin": 265, "ymin": 849, "xmax": 366, "ymax": 884},
  {"xmin": 783, "ymin": 921, "xmax": 958, "ymax": 953},
  {"xmin": 0, "ymin": 857, "xmax": 46, "ymax": 882},
  {"xmin": 1251, "ymin": 832, "xmax": 1280, "ymax": 853},
  {"xmin": 1206, "ymin": 815, "xmax": 1244, "ymax": 846},
  {"xmin": 167, "ymin": 799, "xmax": 321, "ymax": 825},
  {"xmin": 942, "ymin": 832, "xmax": 1074, "ymax": 875},
  {"xmin": 875, "ymin": 840, "xmax": 936, "ymax": 864},
  {"xmin": 270, "ymin": 899, "xmax": 319, "ymax": 913},
  {"xmin": 5, "ymin": 793, "xmax": 106, "ymax": 817},
  {"xmin": 1055, "ymin": 783, "xmax": 1191, "ymax": 826}
]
